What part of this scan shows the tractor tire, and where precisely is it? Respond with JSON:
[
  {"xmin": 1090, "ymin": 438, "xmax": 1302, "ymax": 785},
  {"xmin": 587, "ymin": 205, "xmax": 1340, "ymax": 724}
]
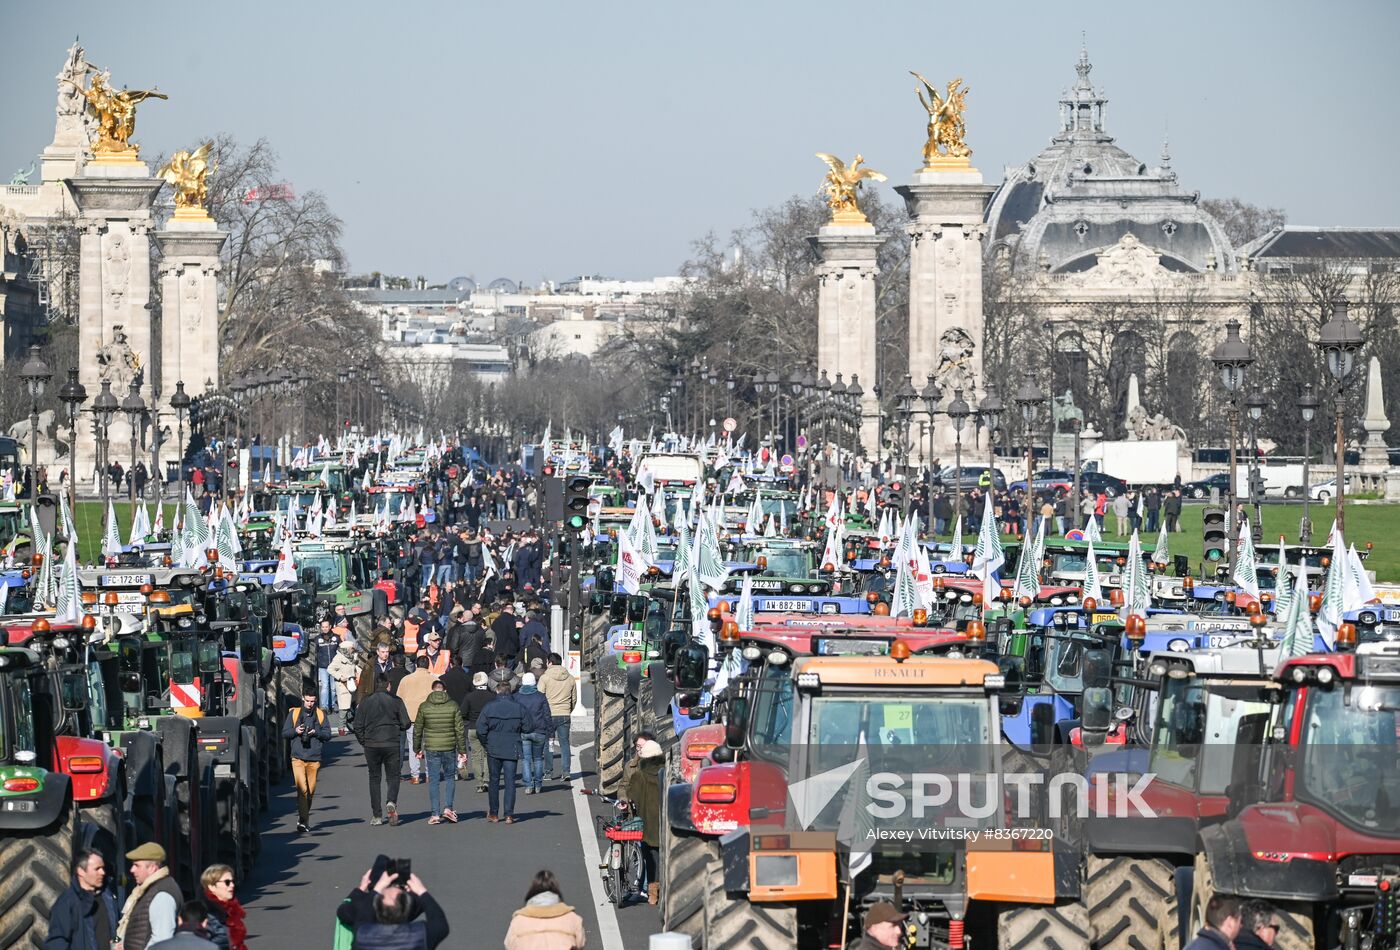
[
  {"xmin": 597, "ymin": 688, "xmax": 627, "ymax": 795},
  {"xmin": 1190, "ymin": 853, "xmax": 1313, "ymax": 950},
  {"xmin": 1085, "ymin": 855, "xmax": 1178, "ymax": 949},
  {"xmin": 78, "ymin": 798, "xmax": 123, "ymax": 888},
  {"xmin": 389, "ymin": 602, "xmax": 406, "ymax": 622},
  {"xmin": 352, "ymin": 612, "xmax": 373, "ymax": 640},
  {"xmin": 996, "ymin": 904, "xmax": 1094, "ymax": 949},
  {"xmin": 659, "ymin": 825, "xmax": 708, "ymax": 940},
  {"xmin": 0, "ymin": 796, "xmax": 76, "ymax": 950},
  {"xmin": 701, "ymin": 838, "xmax": 797, "ymax": 950}
]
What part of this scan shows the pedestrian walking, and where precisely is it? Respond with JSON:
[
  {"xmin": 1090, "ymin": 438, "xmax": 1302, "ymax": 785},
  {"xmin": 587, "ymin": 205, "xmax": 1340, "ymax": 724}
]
[
  {"xmin": 414, "ymin": 679, "xmax": 466, "ymax": 824},
  {"xmin": 314, "ymin": 621, "xmax": 340, "ymax": 714},
  {"xmin": 516, "ymin": 672, "xmax": 551, "ymax": 795},
  {"xmin": 503, "ymin": 870, "xmax": 586, "ymax": 950},
  {"xmin": 538, "ymin": 653, "xmax": 575, "ymax": 781},
  {"xmin": 397, "ymin": 656, "xmax": 438, "ymax": 784},
  {"xmin": 623, "ymin": 738, "xmax": 665, "ymax": 905},
  {"xmin": 336, "ymin": 863, "xmax": 450, "ymax": 949},
  {"xmin": 461, "ymin": 671, "xmax": 494, "ymax": 792},
  {"xmin": 147, "ymin": 900, "xmax": 219, "ymax": 949},
  {"xmin": 45, "ymin": 848, "xmax": 117, "ymax": 950},
  {"xmin": 478, "ymin": 683, "xmax": 524, "ymax": 823},
  {"xmin": 492, "ymin": 601, "xmax": 521, "ymax": 665},
  {"xmin": 439, "ymin": 653, "xmax": 471, "ymax": 708},
  {"xmin": 282, "ymin": 686, "xmax": 332, "ymax": 833},
  {"xmin": 116, "ymin": 843, "xmax": 184, "ymax": 950},
  {"xmin": 354, "ymin": 676, "xmax": 411, "ymax": 826},
  {"xmin": 328, "ymin": 641, "xmax": 363, "ymax": 728},
  {"xmin": 199, "ymin": 865, "xmax": 247, "ymax": 950}
]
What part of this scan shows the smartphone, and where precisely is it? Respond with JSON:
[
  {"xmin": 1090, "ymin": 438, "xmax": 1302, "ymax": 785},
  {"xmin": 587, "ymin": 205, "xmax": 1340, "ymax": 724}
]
[{"xmin": 391, "ymin": 858, "xmax": 411, "ymax": 884}]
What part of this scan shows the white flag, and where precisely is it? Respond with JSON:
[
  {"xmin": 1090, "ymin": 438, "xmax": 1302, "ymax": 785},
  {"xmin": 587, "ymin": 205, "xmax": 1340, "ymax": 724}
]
[{"xmin": 616, "ymin": 528, "xmax": 644, "ymax": 595}]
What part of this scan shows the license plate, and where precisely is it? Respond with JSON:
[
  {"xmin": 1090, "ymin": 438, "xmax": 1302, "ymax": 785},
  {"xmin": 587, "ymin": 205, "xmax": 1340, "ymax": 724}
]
[
  {"xmin": 1207, "ymin": 635, "xmax": 1242, "ymax": 648},
  {"xmin": 613, "ymin": 633, "xmax": 642, "ymax": 650},
  {"xmin": 750, "ymin": 580, "xmax": 783, "ymax": 591},
  {"xmin": 100, "ymin": 573, "xmax": 152, "ymax": 586},
  {"xmin": 214, "ymin": 763, "xmax": 235, "ymax": 778},
  {"xmin": 1091, "ymin": 612, "xmax": 1118, "ymax": 624},
  {"xmin": 761, "ymin": 599, "xmax": 813, "ymax": 612},
  {"xmin": 1348, "ymin": 873, "xmax": 1378, "ymax": 887},
  {"xmin": 2, "ymin": 800, "xmax": 35, "ymax": 812},
  {"xmin": 1385, "ymin": 609, "xmax": 1400, "ymax": 622}
]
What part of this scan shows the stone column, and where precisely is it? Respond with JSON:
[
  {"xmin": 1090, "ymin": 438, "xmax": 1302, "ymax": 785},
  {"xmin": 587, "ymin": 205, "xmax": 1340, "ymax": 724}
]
[
  {"xmin": 896, "ymin": 168, "xmax": 995, "ymax": 459},
  {"xmin": 810, "ymin": 224, "xmax": 884, "ymax": 455},
  {"xmin": 66, "ymin": 163, "xmax": 165, "ymax": 476},
  {"xmin": 155, "ymin": 216, "xmax": 227, "ymax": 411},
  {"xmin": 1361, "ymin": 355, "xmax": 1391, "ymax": 468}
]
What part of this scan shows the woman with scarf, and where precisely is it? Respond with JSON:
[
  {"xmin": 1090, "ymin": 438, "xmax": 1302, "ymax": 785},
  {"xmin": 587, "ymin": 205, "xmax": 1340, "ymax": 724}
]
[
  {"xmin": 200, "ymin": 864, "xmax": 248, "ymax": 950},
  {"xmin": 504, "ymin": 870, "xmax": 585, "ymax": 950}
]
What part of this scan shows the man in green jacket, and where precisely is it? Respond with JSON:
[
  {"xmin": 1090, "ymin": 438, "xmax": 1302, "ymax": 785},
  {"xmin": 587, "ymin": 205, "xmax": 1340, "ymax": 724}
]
[{"xmin": 414, "ymin": 679, "xmax": 466, "ymax": 824}]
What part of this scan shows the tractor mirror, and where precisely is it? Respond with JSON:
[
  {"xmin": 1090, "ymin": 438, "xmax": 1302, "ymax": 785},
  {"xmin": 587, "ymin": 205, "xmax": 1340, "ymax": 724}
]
[
  {"xmin": 197, "ymin": 641, "xmax": 221, "ymax": 673},
  {"xmin": 1029, "ymin": 701, "xmax": 1056, "ymax": 747},
  {"xmin": 725, "ymin": 696, "xmax": 750, "ymax": 749},
  {"xmin": 120, "ymin": 672, "xmax": 142, "ymax": 693},
  {"xmin": 675, "ymin": 643, "xmax": 709, "ymax": 691},
  {"xmin": 1081, "ymin": 687, "xmax": 1113, "ymax": 732}
]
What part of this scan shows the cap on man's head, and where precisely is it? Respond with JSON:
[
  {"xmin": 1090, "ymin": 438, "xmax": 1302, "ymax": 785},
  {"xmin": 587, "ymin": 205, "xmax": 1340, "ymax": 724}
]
[
  {"xmin": 521, "ymin": 672, "xmax": 536, "ymax": 687},
  {"xmin": 638, "ymin": 739, "xmax": 664, "ymax": 759},
  {"xmin": 426, "ymin": 630, "xmax": 442, "ymax": 641},
  {"xmin": 126, "ymin": 842, "xmax": 166, "ymax": 863},
  {"xmin": 863, "ymin": 901, "xmax": 907, "ymax": 930},
  {"xmin": 472, "ymin": 671, "xmax": 489, "ymax": 687}
]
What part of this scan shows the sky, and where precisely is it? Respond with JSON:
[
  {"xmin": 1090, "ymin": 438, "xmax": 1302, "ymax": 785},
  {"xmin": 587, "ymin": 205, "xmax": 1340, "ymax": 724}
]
[{"xmin": 6, "ymin": 0, "xmax": 1398, "ymax": 284}]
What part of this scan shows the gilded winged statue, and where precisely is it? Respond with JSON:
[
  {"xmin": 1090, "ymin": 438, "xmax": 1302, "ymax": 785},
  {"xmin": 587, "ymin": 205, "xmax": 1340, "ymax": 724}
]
[
  {"xmin": 159, "ymin": 142, "xmax": 215, "ymax": 212},
  {"xmin": 80, "ymin": 70, "xmax": 167, "ymax": 157},
  {"xmin": 912, "ymin": 72, "xmax": 971, "ymax": 164},
  {"xmin": 815, "ymin": 152, "xmax": 887, "ymax": 222}
]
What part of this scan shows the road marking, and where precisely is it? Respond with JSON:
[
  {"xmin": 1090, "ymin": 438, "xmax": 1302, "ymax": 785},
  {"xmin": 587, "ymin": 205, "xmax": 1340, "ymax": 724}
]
[{"xmin": 572, "ymin": 740, "xmax": 625, "ymax": 950}]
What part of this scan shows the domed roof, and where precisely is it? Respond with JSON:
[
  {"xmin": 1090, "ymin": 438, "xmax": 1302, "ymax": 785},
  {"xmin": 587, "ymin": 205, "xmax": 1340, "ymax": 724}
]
[{"xmin": 984, "ymin": 47, "xmax": 1235, "ymax": 275}]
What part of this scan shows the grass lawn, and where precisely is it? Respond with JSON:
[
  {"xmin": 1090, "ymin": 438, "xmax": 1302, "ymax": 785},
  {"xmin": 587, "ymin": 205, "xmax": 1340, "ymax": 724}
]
[
  {"xmin": 69, "ymin": 499, "xmax": 178, "ymax": 565},
  {"xmin": 927, "ymin": 502, "xmax": 1400, "ymax": 583}
]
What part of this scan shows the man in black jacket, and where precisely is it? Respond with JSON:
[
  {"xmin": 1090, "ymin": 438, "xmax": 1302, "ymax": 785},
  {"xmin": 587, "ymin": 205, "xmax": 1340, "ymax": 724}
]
[
  {"xmin": 45, "ymin": 848, "xmax": 116, "ymax": 950},
  {"xmin": 283, "ymin": 686, "xmax": 333, "ymax": 833},
  {"xmin": 438, "ymin": 654, "xmax": 471, "ymax": 708},
  {"xmin": 491, "ymin": 601, "xmax": 521, "ymax": 664},
  {"xmin": 354, "ymin": 677, "xmax": 411, "ymax": 826},
  {"xmin": 460, "ymin": 671, "xmax": 495, "ymax": 792},
  {"xmin": 336, "ymin": 860, "xmax": 449, "ymax": 949}
]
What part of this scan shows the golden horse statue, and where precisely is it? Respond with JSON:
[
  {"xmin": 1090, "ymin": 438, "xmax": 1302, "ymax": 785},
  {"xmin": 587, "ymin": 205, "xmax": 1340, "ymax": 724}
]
[
  {"xmin": 912, "ymin": 72, "xmax": 971, "ymax": 165},
  {"xmin": 159, "ymin": 142, "xmax": 216, "ymax": 213},
  {"xmin": 80, "ymin": 71, "xmax": 167, "ymax": 158},
  {"xmin": 815, "ymin": 152, "xmax": 887, "ymax": 224}
]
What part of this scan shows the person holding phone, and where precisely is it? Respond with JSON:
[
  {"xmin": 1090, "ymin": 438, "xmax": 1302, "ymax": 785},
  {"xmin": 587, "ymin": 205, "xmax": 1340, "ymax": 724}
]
[
  {"xmin": 282, "ymin": 686, "xmax": 332, "ymax": 833},
  {"xmin": 335, "ymin": 859, "xmax": 450, "ymax": 950}
]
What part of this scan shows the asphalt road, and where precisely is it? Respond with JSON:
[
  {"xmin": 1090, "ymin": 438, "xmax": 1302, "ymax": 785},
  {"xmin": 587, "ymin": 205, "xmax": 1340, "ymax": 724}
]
[{"xmin": 238, "ymin": 713, "xmax": 661, "ymax": 947}]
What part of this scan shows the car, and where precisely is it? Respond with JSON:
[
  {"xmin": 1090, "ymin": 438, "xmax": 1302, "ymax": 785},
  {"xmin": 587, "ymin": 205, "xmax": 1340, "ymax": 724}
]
[
  {"xmin": 1310, "ymin": 477, "xmax": 1336, "ymax": 502},
  {"xmin": 1008, "ymin": 468, "xmax": 1075, "ymax": 493},
  {"xmin": 1181, "ymin": 472, "xmax": 1232, "ymax": 500},
  {"xmin": 935, "ymin": 464, "xmax": 1006, "ymax": 491},
  {"xmin": 1074, "ymin": 471, "xmax": 1129, "ymax": 498}
]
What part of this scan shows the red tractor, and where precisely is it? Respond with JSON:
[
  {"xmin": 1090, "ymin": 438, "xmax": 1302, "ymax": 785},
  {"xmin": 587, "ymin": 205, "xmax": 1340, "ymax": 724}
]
[{"xmin": 1193, "ymin": 640, "xmax": 1400, "ymax": 948}]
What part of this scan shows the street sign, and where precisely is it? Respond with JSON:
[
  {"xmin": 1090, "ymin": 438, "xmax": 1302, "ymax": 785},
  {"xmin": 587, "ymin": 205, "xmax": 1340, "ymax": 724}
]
[
  {"xmin": 780, "ymin": 454, "xmax": 794, "ymax": 467},
  {"xmin": 723, "ymin": 417, "xmax": 737, "ymax": 433},
  {"xmin": 796, "ymin": 434, "xmax": 808, "ymax": 450}
]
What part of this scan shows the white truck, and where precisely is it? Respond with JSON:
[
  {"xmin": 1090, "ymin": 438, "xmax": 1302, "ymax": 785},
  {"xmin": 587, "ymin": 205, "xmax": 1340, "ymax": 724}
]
[{"xmin": 1081, "ymin": 440, "xmax": 1192, "ymax": 486}]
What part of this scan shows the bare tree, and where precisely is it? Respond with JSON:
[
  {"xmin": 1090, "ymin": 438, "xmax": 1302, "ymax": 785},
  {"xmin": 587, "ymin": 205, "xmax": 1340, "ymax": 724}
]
[{"xmin": 1200, "ymin": 197, "xmax": 1287, "ymax": 249}]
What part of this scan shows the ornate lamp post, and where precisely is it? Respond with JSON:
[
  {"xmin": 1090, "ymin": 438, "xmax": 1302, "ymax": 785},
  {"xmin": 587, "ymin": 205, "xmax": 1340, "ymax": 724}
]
[
  {"xmin": 815, "ymin": 371, "xmax": 831, "ymax": 467},
  {"xmin": 920, "ymin": 374, "xmax": 942, "ymax": 522},
  {"xmin": 17, "ymin": 346, "xmax": 51, "ymax": 507},
  {"xmin": 894, "ymin": 373, "xmax": 918, "ymax": 476},
  {"xmin": 337, "ymin": 369, "xmax": 350, "ymax": 436},
  {"xmin": 90, "ymin": 381, "xmax": 118, "ymax": 508},
  {"xmin": 979, "ymin": 384, "xmax": 1003, "ymax": 480},
  {"xmin": 846, "ymin": 375, "xmax": 863, "ymax": 469},
  {"xmin": 1297, "ymin": 385, "xmax": 1319, "ymax": 543},
  {"xmin": 1015, "ymin": 377, "xmax": 1046, "ymax": 538},
  {"xmin": 1316, "ymin": 297, "xmax": 1364, "ymax": 536},
  {"xmin": 121, "ymin": 381, "xmax": 146, "ymax": 517},
  {"xmin": 707, "ymin": 365, "xmax": 720, "ymax": 437},
  {"xmin": 1211, "ymin": 318, "xmax": 1254, "ymax": 572},
  {"xmin": 946, "ymin": 389, "xmax": 972, "ymax": 531},
  {"xmin": 57, "ymin": 369, "xmax": 87, "ymax": 511},
  {"xmin": 1245, "ymin": 389, "xmax": 1267, "ymax": 540},
  {"xmin": 829, "ymin": 375, "xmax": 846, "ymax": 463},
  {"xmin": 170, "ymin": 381, "xmax": 191, "ymax": 502}
]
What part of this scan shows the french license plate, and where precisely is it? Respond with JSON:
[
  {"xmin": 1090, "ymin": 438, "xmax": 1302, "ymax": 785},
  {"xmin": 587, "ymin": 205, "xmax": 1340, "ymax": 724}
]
[
  {"xmin": 1385, "ymin": 608, "xmax": 1400, "ymax": 622},
  {"xmin": 750, "ymin": 580, "xmax": 782, "ymax": 591},
  {"xmin": 2, "ymin": 800, "xmax": 35, "ymax": 812},
  {"xmin": 100, "ymin": 573, "xmax": 152, "ymax": 586},
  {"xmin": 761, "ymin": 599, "xmax": 813, "ymax": 612},
  {"xmin": 613, "ymin": 633, "xmax": 642, "ymax": 650},
  {"xmin": 1091, "ymin": 612, "xmax": 1118, "ymax": 624},
  {"xmin": 1207, "ymin": 635, "xmax": 1243, "ymax": 648}
]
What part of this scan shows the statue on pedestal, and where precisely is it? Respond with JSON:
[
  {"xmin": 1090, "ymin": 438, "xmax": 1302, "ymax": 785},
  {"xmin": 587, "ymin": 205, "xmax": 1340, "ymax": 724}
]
[
  {"xmin": 79, "ymin": 70, "xmax": 167, "ymax": 159},
  {"xmin": 815, "ymin": 153, "xmax": 887, "ymax": 226},
  {"xmin": 158, "ymin": 142, "xmax": 215, "ymax": 217},
  {"xmin": 933, "ymin": 327, "xmax": 976, "ymax": 393},
  {"xmin": 95, "ymin": 326, "xmax": 142, "ymax": 396},
  {"xmin": 1051, "ymin": 389, "xmax": 1084, "ymax": 431},
  {"xmin": 911, "ymin": 72, "xmax": 972, "ymax": 165}
]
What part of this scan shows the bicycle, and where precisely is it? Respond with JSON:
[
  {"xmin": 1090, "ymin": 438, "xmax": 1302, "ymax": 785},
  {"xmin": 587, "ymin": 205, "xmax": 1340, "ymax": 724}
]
[{"xmin": 581, "ymin": 788, "xmax": 646, "ymax": 906}]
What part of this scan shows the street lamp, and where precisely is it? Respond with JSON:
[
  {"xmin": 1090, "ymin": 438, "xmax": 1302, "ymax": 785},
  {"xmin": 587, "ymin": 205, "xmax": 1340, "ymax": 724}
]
[
  {"xmin": 946, "ymin": 388, "xmax": 972, "ymax": 532},
  {"xmin": 121, "ymin": 381, "xmax": 146, "ymax": 517},
  {"xmin": 1014, "ymin": 377, "xmax": 1046, "ymax": 538},
  {"xmin": 846, "ymin": 375, "xmax": 864, "ymax": 465},
  {"xmin": 1244, "ymin": 389, "xmax": 1267, "ymax": 540},
  {"xmin": 1297, "ymin": 385, "xmax": 1319, "ymax": 543},
  {"xmin": 57, "ymin": 369, "xmax": 87, "ymax": 511},
  {"xmin": 920, "ymin": 374, "xmax": 942, "ymax": 522},
  {"xmin": 815, "ymin": 371, "xmax": 831, "ymax": 467},
  {"xmin": 979, "ymin": 383, "xmax": 1003, "ymax": 479},
  {"xmin": 1211, "ymin": 318, "xmax": 1254, "ymax": 571},
  {"xmin": 1316, "ymin": 296, "xmax": 1364, "ymax": 536},
  {"xmin": 830, "ymin": 375, "xmax": 847, "ymax": 464},
  {"xmin": 170, "ymin": 381, "xmax": 192, "ymax": 503},
  {"xmin": 894, "ymin": 373, "xmax": 919, "ymax": 476},
  {"xmin": 90, "ymin": 381, "xmax": 118, "ymax": 508},
  {"xmin": 17, "ymin": 346, "xmax": 51, "ymax": 507}
]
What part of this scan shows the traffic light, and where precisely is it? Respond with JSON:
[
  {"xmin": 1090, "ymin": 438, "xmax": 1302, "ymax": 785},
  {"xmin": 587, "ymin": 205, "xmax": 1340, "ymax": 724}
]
[
  {"xmin": 1202, "ymin": 506, "xmax": 1227, "ymax": 561},
  {"xmin": 544, "ymin": 476, "xmax": 564, "ymax": 520},
  {"xmin": 886, "ymin": 480, "xmax": 906, "ymax": 511},
  {"xmin": 564, "ymin": 475, "xmax": 592, "ymax": 532}
]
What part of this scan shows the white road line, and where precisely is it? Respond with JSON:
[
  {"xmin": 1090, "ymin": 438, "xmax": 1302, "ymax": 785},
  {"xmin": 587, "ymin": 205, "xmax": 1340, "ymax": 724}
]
[{"xmin": 572, "ymin": 740, "xmax": 626, "ymax": 950}]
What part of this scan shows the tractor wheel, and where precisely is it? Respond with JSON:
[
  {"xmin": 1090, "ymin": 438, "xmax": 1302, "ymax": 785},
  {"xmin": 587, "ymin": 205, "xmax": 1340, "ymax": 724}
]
[
  {"xmin": 352, "ymin": 612, "xmax": 373, "ymax": 640},
  {"xmin": 996, "ymin": 904, "xmax": 1094, "ymax": 949},
  {"xmin": 1190, "ymin": 853, "xmax": 1313, "ymax": 950},
  {"xmin": 0, "ymin": 796, "xmax": 76, "ymax": 950},
  {"xmin": 597, "ymin": 688, "xmax": 627, "ymax": 795},
  {"xmin": 78, "ymin": 798, "xmax": 124, "ymax": 888},
  {"xmin": 1085, "ymin": 855, "xmax": 1177, "ymax": 949},
  {"xmin": 660, "ymin": 825, "xmax": 708, "ymax": 940},
  {"xmin": 701, "ymin": 838, "xmax": 796, "ymax": 950}
]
